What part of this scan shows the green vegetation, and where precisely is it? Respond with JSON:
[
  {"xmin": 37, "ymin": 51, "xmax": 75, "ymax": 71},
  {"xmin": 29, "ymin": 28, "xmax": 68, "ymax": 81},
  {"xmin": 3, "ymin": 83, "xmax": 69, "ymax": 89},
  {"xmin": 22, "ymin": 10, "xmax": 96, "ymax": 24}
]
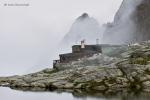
[{"xmin": 129, "ymin": 51, "xmax": 150, "ymax": 65}]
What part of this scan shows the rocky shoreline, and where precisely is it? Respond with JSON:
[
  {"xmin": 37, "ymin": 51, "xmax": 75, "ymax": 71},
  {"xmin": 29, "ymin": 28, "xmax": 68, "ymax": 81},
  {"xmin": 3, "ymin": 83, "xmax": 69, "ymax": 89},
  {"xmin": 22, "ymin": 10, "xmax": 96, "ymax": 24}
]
[{"xmin": 1, "ymin": 41, "xmax": 150, "ymax": 94}]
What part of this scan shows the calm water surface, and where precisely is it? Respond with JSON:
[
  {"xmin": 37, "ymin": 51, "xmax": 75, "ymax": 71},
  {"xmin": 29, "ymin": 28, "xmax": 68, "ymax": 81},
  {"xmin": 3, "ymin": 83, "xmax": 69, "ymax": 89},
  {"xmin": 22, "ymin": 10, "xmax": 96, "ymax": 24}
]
[
  {"xmin": 0, "ymin": 87, "xmax": 106, "ymax": 100},
  {"xmin": 1, "ymin": 87, "xmax": 150, "ymax": 100}
]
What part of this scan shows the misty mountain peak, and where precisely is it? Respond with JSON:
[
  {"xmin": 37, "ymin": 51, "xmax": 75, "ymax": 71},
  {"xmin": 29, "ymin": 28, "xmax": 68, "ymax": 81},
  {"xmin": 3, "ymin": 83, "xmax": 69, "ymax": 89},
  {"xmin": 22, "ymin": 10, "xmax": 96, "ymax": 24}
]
[
  {"xmin": 77, "ymin": 13, "xmax": 89, "ymax": 20},
  {"xmin": 81, "ymin": 13, "xmax": 89, "ymax": 18},
  {"xmin": 61, "ymin": 13, "xmax": 102, "ymax": 48}
]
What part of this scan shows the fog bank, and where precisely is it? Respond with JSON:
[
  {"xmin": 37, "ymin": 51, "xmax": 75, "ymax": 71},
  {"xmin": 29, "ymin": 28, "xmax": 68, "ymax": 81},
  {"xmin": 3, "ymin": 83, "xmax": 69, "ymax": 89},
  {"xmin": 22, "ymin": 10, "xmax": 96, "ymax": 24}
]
[
  {"xmin": 0, "ymin": 0, "xmax": 122, "ymax": 76},
  {"xmin": 102, "ymin": 0, "xmax": 142, "ymax": 44}
]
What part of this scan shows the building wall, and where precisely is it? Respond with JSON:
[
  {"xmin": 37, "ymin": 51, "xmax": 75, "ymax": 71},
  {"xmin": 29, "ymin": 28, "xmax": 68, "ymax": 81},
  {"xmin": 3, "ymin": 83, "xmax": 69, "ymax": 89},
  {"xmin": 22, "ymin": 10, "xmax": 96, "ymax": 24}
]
[
  {"xmin": 59, "ymin": 52, "xmax": 96, "ymax": 63},
  {"xmin": 59, "ymin": 45, "xmax": 102, "ymax": 63},
  {"xmin": 72, "ymin": 45, "xmax": 102, "ymax": 53}
]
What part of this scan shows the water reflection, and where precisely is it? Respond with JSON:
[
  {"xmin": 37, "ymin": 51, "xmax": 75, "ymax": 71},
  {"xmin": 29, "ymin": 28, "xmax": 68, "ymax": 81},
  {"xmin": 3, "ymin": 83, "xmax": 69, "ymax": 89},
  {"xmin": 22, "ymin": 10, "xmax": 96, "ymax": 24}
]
[{"xmin": 1, "ymin": 87, "xmax": 150, "ymax": 100}]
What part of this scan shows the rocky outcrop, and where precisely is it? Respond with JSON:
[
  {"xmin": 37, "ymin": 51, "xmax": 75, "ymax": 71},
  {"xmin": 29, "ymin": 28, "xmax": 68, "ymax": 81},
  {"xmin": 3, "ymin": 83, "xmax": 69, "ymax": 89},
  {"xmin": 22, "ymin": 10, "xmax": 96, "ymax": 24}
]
[{"xmin": 1, "ymin": 41, "xmax": 150, "ymax": 94}]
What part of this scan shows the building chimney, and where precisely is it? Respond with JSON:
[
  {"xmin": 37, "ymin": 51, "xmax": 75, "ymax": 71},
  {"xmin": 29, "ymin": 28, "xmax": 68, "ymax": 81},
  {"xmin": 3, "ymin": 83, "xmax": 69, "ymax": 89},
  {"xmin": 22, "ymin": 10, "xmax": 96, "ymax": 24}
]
[{"xmin": 81, "ymin": 40, "xmax": 85, "ymax": 48}]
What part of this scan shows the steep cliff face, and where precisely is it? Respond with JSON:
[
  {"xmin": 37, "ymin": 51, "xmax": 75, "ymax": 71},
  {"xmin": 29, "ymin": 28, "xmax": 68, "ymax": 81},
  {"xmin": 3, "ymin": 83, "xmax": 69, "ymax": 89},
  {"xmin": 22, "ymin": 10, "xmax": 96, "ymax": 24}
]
[
  {"xmin": 114, "ymin": 0, "xmax": 142, "ymax": 24},
  {"xmin": 103, "ymin": 0, "xmax": 150, "ymax": 44},
  {"xmin": 134, "ymin": 0, "xmax": 150, "ymax": 41},
  {"xmin": 61, "ymin": 13, "xmax": 101, "ymax": 47}
]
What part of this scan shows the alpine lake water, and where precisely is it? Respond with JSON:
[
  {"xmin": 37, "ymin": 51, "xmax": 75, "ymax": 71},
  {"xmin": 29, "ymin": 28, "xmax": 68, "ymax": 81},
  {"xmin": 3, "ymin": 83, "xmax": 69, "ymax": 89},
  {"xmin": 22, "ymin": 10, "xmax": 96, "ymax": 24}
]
[{"xmin": 1, "ymin": 86, "xmax": 150, "ymax": 100}]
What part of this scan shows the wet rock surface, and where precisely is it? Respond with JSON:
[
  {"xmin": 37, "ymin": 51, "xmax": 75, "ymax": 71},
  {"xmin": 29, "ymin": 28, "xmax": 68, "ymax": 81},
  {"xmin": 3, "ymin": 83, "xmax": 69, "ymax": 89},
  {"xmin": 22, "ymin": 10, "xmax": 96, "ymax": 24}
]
[{"xmin": 1, "ymin": 41, "xmax": 150, "ymax": 94}]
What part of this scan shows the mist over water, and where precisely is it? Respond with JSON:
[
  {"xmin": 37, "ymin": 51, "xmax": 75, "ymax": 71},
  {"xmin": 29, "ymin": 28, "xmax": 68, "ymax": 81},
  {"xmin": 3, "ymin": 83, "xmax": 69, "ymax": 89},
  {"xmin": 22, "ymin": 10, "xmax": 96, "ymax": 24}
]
[{"xmin": 0, "ymin": 0, "xmax": 123, "ymax": 76}]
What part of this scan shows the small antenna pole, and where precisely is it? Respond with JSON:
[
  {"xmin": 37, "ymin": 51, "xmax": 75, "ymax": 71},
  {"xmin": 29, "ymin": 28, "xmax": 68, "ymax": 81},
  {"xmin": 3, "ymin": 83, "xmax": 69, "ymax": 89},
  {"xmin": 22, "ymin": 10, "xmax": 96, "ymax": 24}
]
[
  {"xmin": 81, "ymin": 39, "xmax": 85, "ymax": 48},
  {"xmin": 96, "ymin": 38, "xmax": 99, "ymax": 45}
]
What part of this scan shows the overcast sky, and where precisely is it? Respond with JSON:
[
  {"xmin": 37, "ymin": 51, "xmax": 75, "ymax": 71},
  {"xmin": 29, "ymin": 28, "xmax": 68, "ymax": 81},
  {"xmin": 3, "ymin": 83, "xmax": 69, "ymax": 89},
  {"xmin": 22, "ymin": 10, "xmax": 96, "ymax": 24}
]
[{"xmin": 0, "ymin": 0, "xmax": 123, "ymax": 76}]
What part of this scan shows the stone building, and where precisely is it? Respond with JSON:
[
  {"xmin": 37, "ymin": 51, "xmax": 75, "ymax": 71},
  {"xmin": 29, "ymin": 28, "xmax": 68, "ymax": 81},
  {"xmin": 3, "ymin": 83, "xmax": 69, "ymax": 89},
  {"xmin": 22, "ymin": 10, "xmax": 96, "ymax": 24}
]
[{"xmin": 53, "ymin": 40, "xmax": 102, "ymax": 67}]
